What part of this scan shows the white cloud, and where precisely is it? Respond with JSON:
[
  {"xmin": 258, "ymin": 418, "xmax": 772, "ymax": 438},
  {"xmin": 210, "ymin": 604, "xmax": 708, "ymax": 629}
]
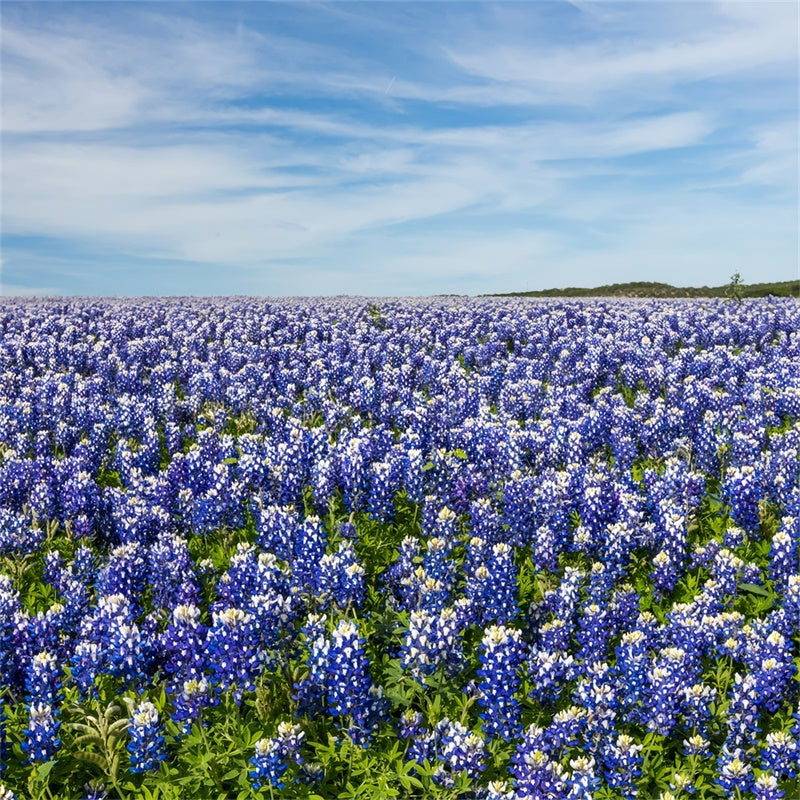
[{"xmin": 1, "ymin": 1, "xmax": 796, "ymax": 294}]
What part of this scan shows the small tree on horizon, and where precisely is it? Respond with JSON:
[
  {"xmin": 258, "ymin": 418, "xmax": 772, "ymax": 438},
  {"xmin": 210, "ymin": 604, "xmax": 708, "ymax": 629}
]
[{"xmin": 726, "ymin": 271, "xmax": 744, "ymax": 302}]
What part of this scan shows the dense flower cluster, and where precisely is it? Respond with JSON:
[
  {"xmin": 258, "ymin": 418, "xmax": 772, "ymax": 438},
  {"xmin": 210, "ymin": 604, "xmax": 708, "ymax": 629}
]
[{"xmin": 0, "ymin": 297, "xmax": 797, "ymax": 798}]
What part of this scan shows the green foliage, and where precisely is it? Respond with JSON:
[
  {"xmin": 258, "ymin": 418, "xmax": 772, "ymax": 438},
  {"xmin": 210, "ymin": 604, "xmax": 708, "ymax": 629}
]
[
  {"xmin": 726, "ymin": 271, "xmax": 744, "ymax": 303},
  {"xmin": 2, "ymin": 458, "xmax": 798, "ymax": 799}
]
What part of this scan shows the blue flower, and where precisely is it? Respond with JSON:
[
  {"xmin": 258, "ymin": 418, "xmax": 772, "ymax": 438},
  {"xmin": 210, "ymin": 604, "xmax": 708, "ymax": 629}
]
[
  {"xmin": 25, "ymin": 650, "xmax": 61, "ymax": 707},
  {"xmin": 21, "ymin": 702, "xmax": 61, "ymax": 764},
  {"xmin": 753, "ymin": 773, "xmax": 785, "ymax": 800},
  {"xmin": 564, "ymin": 755, "xmax": 600, "ymax": 800},
  {"xmin": 0, "ymin": 698, "xmax": 7, "ymax": 774},
  {"xmin": 761, "ymin": 730, "xmax": 798, "ymax": 779},
  {"xmin": 206, "ymin": 607, "xmax": 260, "ymax": 703},
  {"xmin": 325, "ymin": 619, "xmax": 383, "ymax": 745},
  {"xmin": 715, "ymin": 747, "xmax": 753, "ymax": 795},
  {"xmin": 511, "ymin": 726, "xmax": 563, "ymax": 798},
  {"xmin": 477, "ymin": 625, "xmax": 525, "ymax": 742},
  {"xmin": 602, "ymin": 733, "xmax": 642, "ymax": 799},
  {"xmin": 127, "ymin": 700, "xmax": 166, "ymax": 774},
  {"xmin": 170, "ymin": 678, "xmax": 214, "ymax": 734},
  {"xmin": 249, "ymin": 722, "xmax": 305, "ymax": 791}
]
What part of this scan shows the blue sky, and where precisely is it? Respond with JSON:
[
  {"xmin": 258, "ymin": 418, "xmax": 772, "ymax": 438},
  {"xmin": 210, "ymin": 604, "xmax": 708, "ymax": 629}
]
[{"xmin": 1, "ymin": 1, "xmax": 797, "ymax": 296}]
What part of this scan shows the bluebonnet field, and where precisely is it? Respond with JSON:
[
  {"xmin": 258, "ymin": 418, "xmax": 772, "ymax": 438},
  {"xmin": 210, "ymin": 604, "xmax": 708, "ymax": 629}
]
[{"xmin": 0, "ymin": 297, "xmax": 798, "ymax": 800}]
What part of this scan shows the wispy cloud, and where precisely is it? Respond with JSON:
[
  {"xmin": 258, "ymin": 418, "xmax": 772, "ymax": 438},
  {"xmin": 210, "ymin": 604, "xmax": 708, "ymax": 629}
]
[{"xmin": 1, "ymin": 1, "xmax": 796, "ymax": 295}]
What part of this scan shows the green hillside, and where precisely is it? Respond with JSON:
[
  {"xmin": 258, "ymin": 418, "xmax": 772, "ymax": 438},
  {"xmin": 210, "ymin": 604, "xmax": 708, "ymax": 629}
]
[{"xmin": 496, "ymin": 279, "xmax": 799, "ymax": 299}]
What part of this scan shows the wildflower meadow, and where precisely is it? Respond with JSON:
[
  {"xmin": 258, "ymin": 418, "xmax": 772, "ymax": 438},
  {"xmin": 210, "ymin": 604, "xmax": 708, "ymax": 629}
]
[{"xmin": 0, "ymin": 296, "xmax": 797, "ymax": 799}]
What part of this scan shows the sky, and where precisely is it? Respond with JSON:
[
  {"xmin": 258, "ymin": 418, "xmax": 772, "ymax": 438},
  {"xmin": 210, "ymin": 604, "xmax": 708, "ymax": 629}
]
[{"xmin": 1, "ymin": 1, "xmax": 797, "ymax": 297}]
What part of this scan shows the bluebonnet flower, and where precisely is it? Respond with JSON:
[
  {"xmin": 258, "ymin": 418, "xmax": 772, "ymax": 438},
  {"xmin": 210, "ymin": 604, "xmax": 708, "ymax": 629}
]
[
  {"xmin": 645, "ymin": 648, "xmax": 687, "ymax": 736},
  {"xmin": 368, "ymin": 459, "xmax": 399, "ymax": 522},
  {"xmin": 21, "ymin": 702, "xmax": 61, "ymax": 763},
  {"xmin": 385, "ymin": 535, "xmax": 421, "ymax": 609},
  {"xmin": 147, "ymin": 531, "xmax": 199, "ymax": 610},
  {"xmin": 753, "ymin": 774, "xmax": 785, "ymax": 800},
  {"xmin": 25, "ymin": 651, "xmax": 61, "ymax": 706},
  {"xmin": 528, "ymin": 648, "xmax": 574, "ymax": 705},
  {"xmin": 564, "ymin": 755, "xmax": 600, "ymax": 799},
  {"xmin": 723, "ymin": 464, "xmax": 763, "ymax": 533},
  {"xmin": 533, "ymin": 524, "xmax": 562, "ymax": 573},
  {"xmin": 80, "ymin": 781, "xmax": 108, "ymax": 800},
  {"xmin": 725, "ymin": 672, "xmax": 760, "ymax": 750},
  {"xmin": 484, "ymin": 780, "xmax": 515, "ymax": 800},
  {"xmin": 722, "ymin": 524, "xmax": 746, "ymax": 550},
  {"xmin": 715, "ymin": 747, "xmax": 753, "ymax": 794},
  {"xmin": 161, "ymin": 604, "xmax": 207, "ymax": 685},
  {"xmin": 469, "ymin": 498, "xmax": 501, "ymax": 544},
  {"xmin": 70, "ymin": 641, "xmax": 104, "ymax": 695},
  {"xmin": 785, "ymin": 574, "xmax": 800, "ymax": 630},
  {"xmin": 127, "ymin": 700, "xmax": 166, "ymax": 774},
  {"xmin": 602, "ymin": 733, "xmax": 643, "ymax": 800},
  {"xmin": 0, "ymin": 698, "xmax": 6, "ymax": 774},
  {"xmin": 481, "ymin": 543, "xmax": 519, "ymax": 624},
  {"xmin": 433, "ymin": 719, "xmax": 485, "ymax": 785},
  {"xmin": 609, "ymin": 584, "xmax": 641, "ymax": 632},
  {"xmin": 249, "ymin": 722, "xmax": 305, "ymax": 791},
  {"xmin": 683, "ymin": 733, "xmax": 711, "ymax": 757},
  {"xmin": 681, "ymin": 683, "xmax": 716, "ymax": 735},
  {"xmin": 338, "ymin": 435, "xmax": 370, "ymax": 512},
  {"xmin": 398, "ymin": 710, "xmax": 432, "ymax": 765},
  {"xmin": 106, "ymin": 621, "xmax": 151, "ymax": 685},
  {"xmin": 538, "ymin": 618, "xmax": 572, "ymax": 653},
  {"xmin": 206, "ymin": 607, "xmax": 261, "ymax": 703},
  {"xmin": 711, "ymin": 548, "xmax": 746, "ymax": 600},
  {"xmin": 0, "ymin": 509, "xmax": 43, "ymax": 557},
  {"xmin": 689, "ymin": 539, "xmax": 720, "ymax": 570},
  {"xmin": 761, "ymin": 730, "xmax": 799, "ymax": 779},
  {"xmin": 171, "ymin": 677, "xmax": 214, "ymax": 733},
  {"xmin": 650, "ymin": 550, "xmax": 679, "ymax": 596},
  {"xmin": 95, "ymin": 543, "xmax": 148, "ymax": 608},
  {"xmin": 43, "ymin": 550, "xmax": 68, "ymax": 595},
  {"xmin": 477, "ymin": 625, "xmax": 525, "ymax": 741},
  {"xmin": 753, "ymin": 651, "xmax": 795, "ymax": 715},
  {"xmin": 770, "ymin": 518, "xmax": 798, "ymax": 593},
  {"xmin": 253, "ymin": 502, "xmax": 298, "ymax": 561},
  {"xmin": 403, "ymin": 717, "xmax": 485, "ymax": 786},
  {"xmin": 576, "ymin": 602, "xmax": 610, "ymax": 666},
  {"xmin": 292, "ymin": 515, "xmax": 327, "ymax": 592},
  {"xmin": 317, "ymin": 541, "xmax": 366, "ymax": 610},
  {"xmin": 545, "ymin": 706, "xmax": 586, "ymax": 752},
  {"xmin": 216, "ymin": 546, "xmax": 291, "ymax": 609},
  {"xmin": 573, "ymin": 661, "xmax": 618, "ymax": 741},
  {"xmin": 551, "ymin": 566, "xmax": 585, "ymax": 627},
  {"xmin": 401, "ymin": 606, "xmax": 463, "ymax": 681},
  {"xmin": 325, "ymin": 619, "xmax": 382, "ymax": 745},
  {"xmin": 293, "ymin": 614, "xmax": 329, "ymax": 715},
  {"xmin": 511, "ymin": 726, "xmax": 564, "ymax": 799},
  {"xmin": 249, "ymin": 738, "xmax": 288, "ymax": 791}
]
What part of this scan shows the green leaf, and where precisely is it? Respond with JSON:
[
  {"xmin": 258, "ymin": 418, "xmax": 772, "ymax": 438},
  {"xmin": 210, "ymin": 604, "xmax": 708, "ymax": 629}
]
[
  {"xmin": 421, "ymin": 461, "xmax": 435, "ymax": 471},
  {"xmin": 36, "ymin": 760, "xmax": 56, "ymax": 781},
  {"xmin": 74, "ymin": 751, "xmax": 108, "ymax": 771},
  {"xmin": 740, "ymin": 582, "xmax": 771, "ymax": 597},
  {"xmin": 453, "ymin": 448, "xmax": 467, "ymax": 460}
]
